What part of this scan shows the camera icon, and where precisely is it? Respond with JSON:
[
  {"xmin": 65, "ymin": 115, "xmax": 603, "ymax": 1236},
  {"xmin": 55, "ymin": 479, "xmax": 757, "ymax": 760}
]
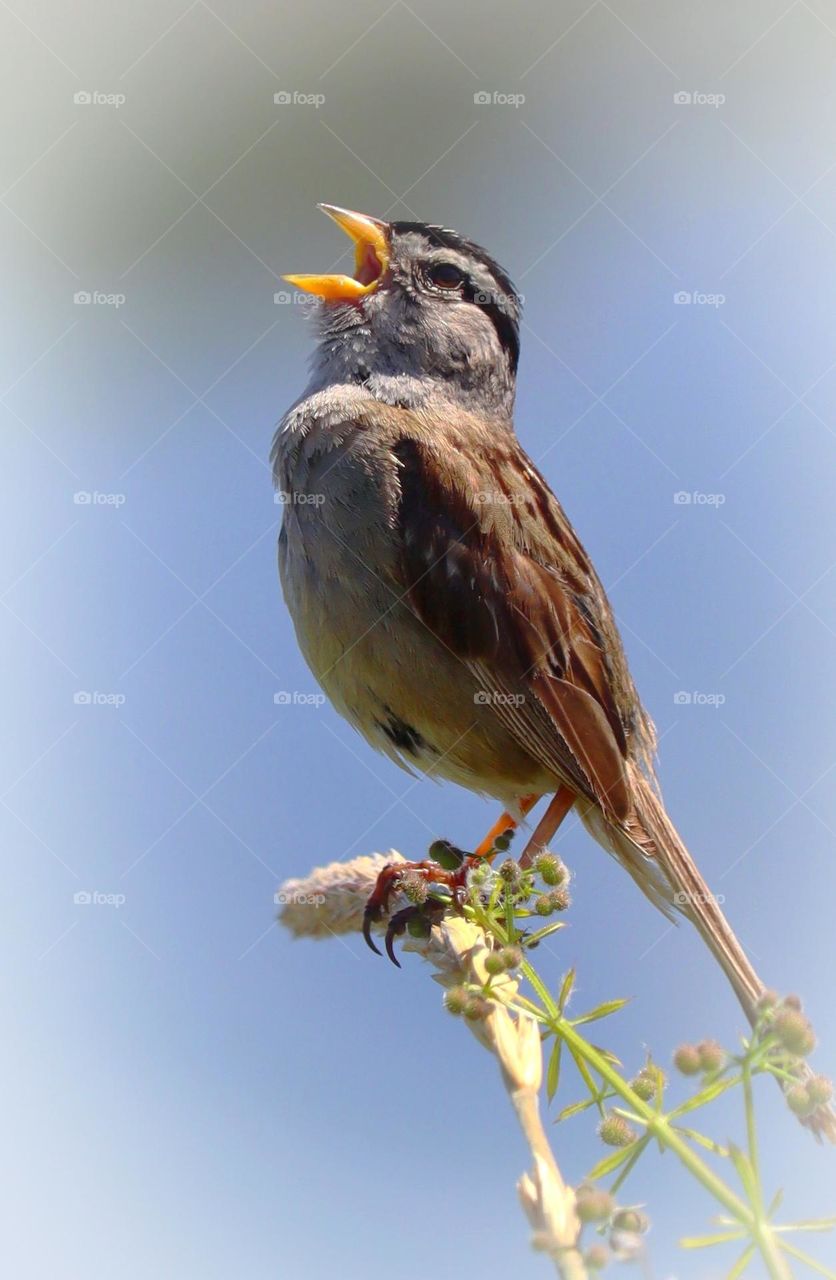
[
  {"xmin": 73, "ymin": 690, "xmax": 92, "ymax": 704},
  {"xmin": 273, "ymin": 291, "xmax": 291, "ymax": 305},
  {"xmin": 73, "ymin": 291, "xmax": 92, "ymax": 305},
  {"xmin": 273, "ymin": 91, "xmax": 291, "ymax": 105},
  {"xmin": 673, "ymin": 91, "xmax": 692, "ymax": 105},
  {"xmin": 73, "ymin": 90, "xmax": 92, "ymax": 105},
  {"xmin": 673, "ymin": 291, "xmax": 692, "ymax": 305},
  {"xmin": 73, "ymin": 890, "xmax": 92, "ymax": 905},
  {"xmin": 473, "ymin": 91, "xmax": 491, "ymax": 105},
  {"xmin": 673, "ymin": 491, "xmax": 692, "ymax": 505},
  {"xmin": 673, "ymin": 691, "xmax": 692, "ymax": 705}
]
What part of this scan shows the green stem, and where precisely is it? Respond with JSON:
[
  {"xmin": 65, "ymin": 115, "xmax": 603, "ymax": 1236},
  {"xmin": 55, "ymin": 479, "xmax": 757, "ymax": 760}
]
[{"xmin": 519, "ymin": 957, "xmax": 793, "ymax": 1280}]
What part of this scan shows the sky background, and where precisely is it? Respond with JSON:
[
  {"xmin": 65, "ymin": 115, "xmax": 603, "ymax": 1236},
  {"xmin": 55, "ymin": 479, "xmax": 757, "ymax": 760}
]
[{"xmin": 3, "ymin": 0, "xmax": 836, "ymax": 1276}]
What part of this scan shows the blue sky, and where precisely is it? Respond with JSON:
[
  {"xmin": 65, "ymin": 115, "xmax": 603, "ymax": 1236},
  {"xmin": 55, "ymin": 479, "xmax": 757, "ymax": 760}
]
[{"xmin": 4, "ymin": 1, "xmax": 836, "ymax": 1276}]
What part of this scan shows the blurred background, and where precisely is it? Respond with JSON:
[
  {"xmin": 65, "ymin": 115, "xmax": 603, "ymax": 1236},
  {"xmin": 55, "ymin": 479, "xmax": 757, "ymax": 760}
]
[{"xmin": 3, "ymin": 0, "xmax": 836, "ymax": 1275}]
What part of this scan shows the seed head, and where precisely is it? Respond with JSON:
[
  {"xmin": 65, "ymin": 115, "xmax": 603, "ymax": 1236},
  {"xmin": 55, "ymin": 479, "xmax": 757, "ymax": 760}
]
[
  {"xmin": 613, "ymin": 1209, "xmax": 649, "ymax": 1234},
  {"xmin": 807, "ymin": 1075, "xmax": 833, "ymax": 1106},
  {"xmin": 444, "ymin": 986, "xmax": 469, "ymax": 1016},
  {"xmin": 498, "ymin": 944, "xmax": 523, "ymax": 970},
  {"xmin": 598, "ymin": 1112, "xmax": 635, "ymax": 1147},
  {"xmin": 535, "ymin": 853, "xmax": 565, "ymax": 886},
  {"xmin": 575, "ymin": 1183, "xmax": 615, "ymax": 1223},
  {"xmin": 673, "ymin": 1044, "xmax": 702, "ymax": 1076},
  {"xmin": 400, "ymin": 872, "xmax": 429, "ymax": 905},
  {"xmin": 464, "ymin": 996, "xmax": 492, "ymax": 1022},
  {"xmin": 786, "ymin": 1085, "xmax": 813, "ymax": 1117},
  {"xmin": 773, "ymin": 1009, "xmax": 816, "ymax": 1057},
  {"xmin": 585, "ymin": 1244, "xmax": 609, "ymax": 1270},
  {"xmin": 697, "ymin": 1039, "xmax": 726, "ymax": 1073},
  {"xmin": 484, "ymin": 951, "xmax": 506, "ymax": 976}
]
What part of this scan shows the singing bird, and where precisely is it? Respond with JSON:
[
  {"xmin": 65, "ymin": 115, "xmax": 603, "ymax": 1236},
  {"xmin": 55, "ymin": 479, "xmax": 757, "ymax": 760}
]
[{"xmin": 273, "ymin": 205, "xmax": 833, "ymax": 1138}]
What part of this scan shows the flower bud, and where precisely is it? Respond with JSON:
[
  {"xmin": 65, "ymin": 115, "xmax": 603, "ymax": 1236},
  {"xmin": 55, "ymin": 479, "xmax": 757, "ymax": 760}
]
[
  {"xmin": 549, "ymin": 888, "xmax": 571, "ymax": 912},
  {"xmin": 756, "ymin": 989, "xmax": 779, "ymax": 1013},
  {"xmin": 406, "ymin": 913, "xmax": 431, "ymax": 938},
  {"xmin": 773, "ymin": 1009, "xmax": 816, "ymax": 1057},
  {"xmin": 598, "ymin": 1112, "xmax": 635, "ymax": 1147},
  {"xmin": 575, "ymin": 1183, "xmax": 614, "ymax": 1223},
  {"xmin": 783, "ymin": 993, "xmax": 803, "ymax": 1011},
  {"xmin": 534, "ymin": 894, "xmax": 554, "ymax": 916},
  {"xmin": 673, "ymin": 1044, "xmax": 702, "ymax": 1076},
  {"xmin": 484, "ymin": 951, "xmax": 506, "ymax": 976}
]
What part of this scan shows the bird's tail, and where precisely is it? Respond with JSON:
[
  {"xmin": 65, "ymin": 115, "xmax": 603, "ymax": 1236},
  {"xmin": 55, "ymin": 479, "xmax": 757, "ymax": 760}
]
[{"xmin": 578, "ymin": 761, "xmax": 836, "ymax": 1142}]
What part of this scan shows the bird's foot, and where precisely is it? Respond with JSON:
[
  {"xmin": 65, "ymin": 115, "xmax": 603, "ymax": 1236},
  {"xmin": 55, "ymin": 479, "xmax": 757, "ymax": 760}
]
[{"xmin": 362, "ymin": 840, "xmax": 479, "ymax": 964}]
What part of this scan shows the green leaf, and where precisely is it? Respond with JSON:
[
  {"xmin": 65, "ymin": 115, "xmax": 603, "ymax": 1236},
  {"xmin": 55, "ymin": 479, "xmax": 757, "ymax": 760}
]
[
  {"xmin": 726, "ymin": 1243, "xmax": 756, "ymax": 1280},
  {"xmin": 680, "ymin": 1231, "xmax": 747, "ymax": 1250},
  {"xmin": 524, "ymin": 921, "xmax": 566, "ymax": 947},
  {"xmin": 767, "ymin": 1189, "xmax": 784, "ymax": 1218},
  {"xmin": 776, "ymin": 1218, "xmax": 836, "ymax": 1234},
  {"xmin": 669, "ymin": 1073, "xmax": 742, "ymax": 1119},
  {"xmin": 673, "ymin": 1125, "xmax": 730, "ymax": 1158},
  {"xmin": 572, "ymin": 997, "xmax": 630, "ymax": 1026},
  {"xmin": 590, "ymin": 1044, "xmax": 623, "ymax": 1067},
  {"xmin": 728, "ymin": 1144, "xmax": 759, "ymax": 1204},
  {"xmin": 546, "ymin": 1039, "xmax": 562, "ymax": 1103},
  {"xmin": 556, "ymin": 1096, "xmax": 599, "ymax": 1122},
  {"xmin": 586, "ymin": 1141, "xmax": 640, "ymax": 1182},
  {"xmin": 609, "ymin": 1135, "xmax": 650, "ymax": 1194},
  {"xmin": 782, "ymin": 1242, "xmax": 836, "ymax": 1279},
  {"xmin": 568, "ymin": 1044, "xmax": 604, "ymax": 1110},
  {"xmin": 557, "ymin": 968, "xmax": 576, "ymax": 1012}
]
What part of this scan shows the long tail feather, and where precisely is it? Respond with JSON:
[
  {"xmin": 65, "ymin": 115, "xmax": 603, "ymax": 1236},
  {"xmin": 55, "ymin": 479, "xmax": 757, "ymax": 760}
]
[{"xmin": 579, "ymin": 763, "xmax": 836, "ymax": 1142}]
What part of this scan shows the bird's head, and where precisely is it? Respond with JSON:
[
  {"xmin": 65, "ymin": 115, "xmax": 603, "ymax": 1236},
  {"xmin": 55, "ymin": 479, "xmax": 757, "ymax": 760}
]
[{"xmin": 284, "ymin": 205, "xmax": 521, "ymax": 417}]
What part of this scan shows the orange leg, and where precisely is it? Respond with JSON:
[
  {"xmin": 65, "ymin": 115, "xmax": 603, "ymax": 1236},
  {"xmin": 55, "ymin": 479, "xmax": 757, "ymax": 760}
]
[
  {"xmin": 519, "ymin": 786, "xmax": 576, "ymax": 867},
  {"xmin": 474, "ymin": 793, "xmax": 540, "ymax": 859}
]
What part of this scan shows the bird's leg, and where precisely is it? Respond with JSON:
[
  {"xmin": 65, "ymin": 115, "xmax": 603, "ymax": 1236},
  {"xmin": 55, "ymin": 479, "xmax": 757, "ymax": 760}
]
[
  {"xmin": 473, "ymin": 792, "xmax": 540, "ymax": 859},
  {"xmin": 363, "ymin": 858, "xmax": 458, "ymax": 956},
  {"xmin": 519, "ymin": 786, "xmax": 576, "ymax": 867},
  {"xmin": 363, "ymin": 794, "xmax": 543, "ymax": 961}
]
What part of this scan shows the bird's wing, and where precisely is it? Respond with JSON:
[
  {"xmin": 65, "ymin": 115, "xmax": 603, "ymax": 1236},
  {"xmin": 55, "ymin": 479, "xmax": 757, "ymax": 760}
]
[{"xmin": 370, "ymin": 407, "xmax": 655, "ymax": 825}]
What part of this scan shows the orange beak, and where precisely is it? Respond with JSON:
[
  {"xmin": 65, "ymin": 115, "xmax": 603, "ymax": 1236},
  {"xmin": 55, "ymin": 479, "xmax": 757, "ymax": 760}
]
[{"xmin": 283, "ymin": 204, "xmax": 390, "ymax": 302}]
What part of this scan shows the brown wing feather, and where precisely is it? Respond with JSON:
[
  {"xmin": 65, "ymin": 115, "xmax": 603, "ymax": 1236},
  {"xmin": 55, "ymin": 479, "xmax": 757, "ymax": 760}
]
[{"xmin": 390, "ymin": 434, "xmax": 636, "ymax": 823}]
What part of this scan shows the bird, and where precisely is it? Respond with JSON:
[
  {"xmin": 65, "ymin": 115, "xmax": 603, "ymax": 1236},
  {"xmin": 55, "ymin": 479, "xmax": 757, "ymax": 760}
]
[{"xmin": 273, "ymin": 204, "xmax": 833, "ymax": 1138}]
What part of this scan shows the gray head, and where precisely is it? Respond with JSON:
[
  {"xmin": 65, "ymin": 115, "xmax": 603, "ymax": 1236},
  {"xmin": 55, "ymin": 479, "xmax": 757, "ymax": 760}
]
[{"xmin": 285, "ymin": 205, "xmax": 521, "ymax": 419}]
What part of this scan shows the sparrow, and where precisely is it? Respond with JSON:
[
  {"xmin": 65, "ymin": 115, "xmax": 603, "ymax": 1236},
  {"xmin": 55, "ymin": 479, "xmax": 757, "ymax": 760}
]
[{"xmin": 273, "ymin": 205, "xmax": 833, "ymax": 1138}]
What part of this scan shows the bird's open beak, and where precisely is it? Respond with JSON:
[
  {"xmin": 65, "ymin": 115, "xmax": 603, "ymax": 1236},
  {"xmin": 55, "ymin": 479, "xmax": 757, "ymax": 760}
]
[{"xmin": 283, "ymin": 204, "xmax": 390, "ymax": 302}]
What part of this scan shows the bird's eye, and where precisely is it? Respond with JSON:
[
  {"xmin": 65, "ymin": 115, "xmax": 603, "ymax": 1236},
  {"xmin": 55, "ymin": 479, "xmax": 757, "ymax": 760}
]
[{"xmin": 427, "ymin": 262, "xmax": 465, "ymax": 290}]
